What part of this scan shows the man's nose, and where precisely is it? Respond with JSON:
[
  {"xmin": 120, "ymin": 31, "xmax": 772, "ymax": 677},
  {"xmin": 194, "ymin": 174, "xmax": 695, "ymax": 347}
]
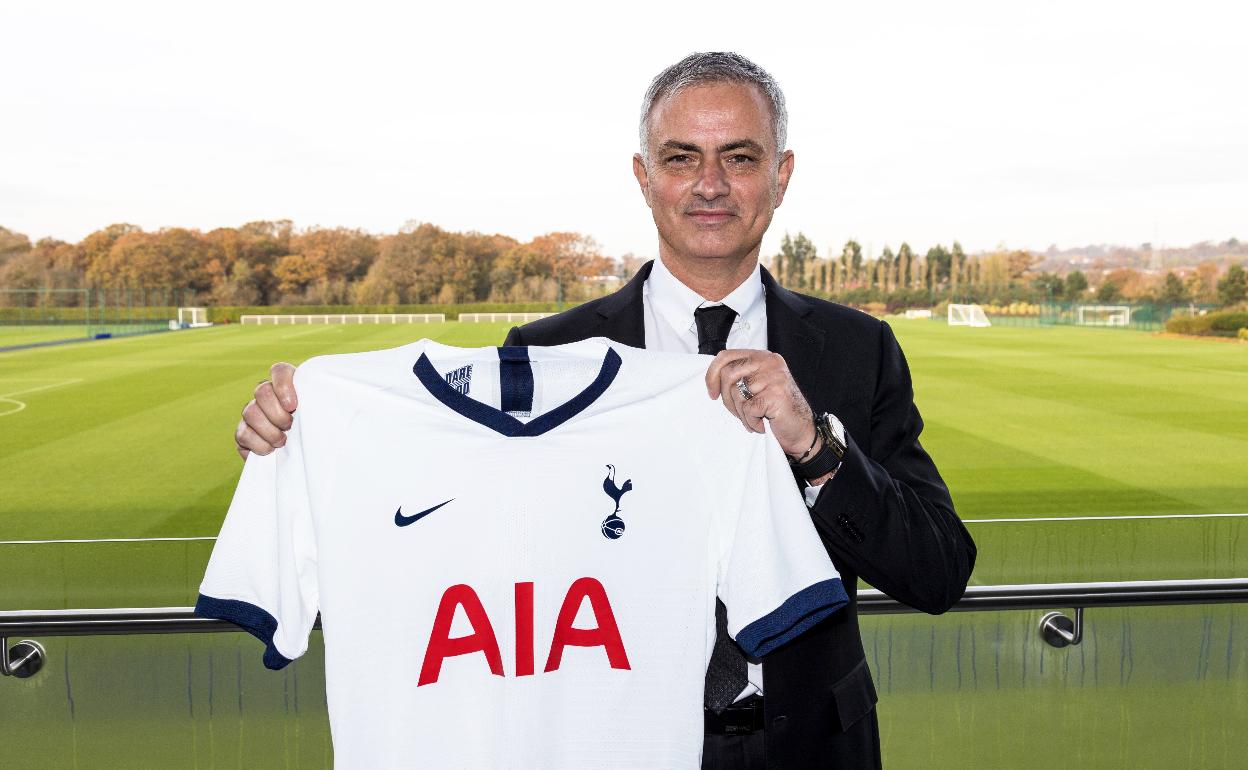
[{"xmin": 692, "ymin": 159, "xmax": 729, "ymax": 200}]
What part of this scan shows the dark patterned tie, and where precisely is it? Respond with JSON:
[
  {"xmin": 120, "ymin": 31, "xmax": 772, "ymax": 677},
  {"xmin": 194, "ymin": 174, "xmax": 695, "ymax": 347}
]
[
  {"xmin": 693, "ymin": 304, "xmax": 750, "ymax": 713},
  {"xmin": 694, "ymin": 305, "xmax": 737, "ymax": 356}
]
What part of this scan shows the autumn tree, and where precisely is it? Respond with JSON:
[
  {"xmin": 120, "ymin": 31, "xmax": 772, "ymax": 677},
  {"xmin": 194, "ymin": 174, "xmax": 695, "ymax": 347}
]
[
  {"xmin": 1005, "ymin": 250, "xmax": 1036, "ymax": 280},
  {"xmin": 839, "ymin": 240, "xmax": 863, "ymax": 288},
  {"xmin": 0, "ymin": 226, "xmax": 32, "ymax": 267},
  {"xmin": 1102, "ymin": 268, "xmax": 1148, "ymax": 300},
  {"xmin": 491, "ymin": 231, "xmax": 607, "ymax": 302},
  {"xmin": 1185, "ymin": 262, "xmax": 1220, "ymax": 304},
  {"xmin": 1217, "ymin": 263, "xmax": 1247, "ymax": 307},
  {"xmin": 778, "ymin": 233, "xmax": 816, "ymax": 289},
  {"xmin": 236, "ymin": 220, "xmax": 294, "ymax": 303},
  {"xmin": 925, "ymin": 245, "xmax": 951, "ymax": 287},
  {"xmin": 87, "ymin": 228, "xmax": 214, "ymax": 294},
  {"xmin": 1095, "ymin": 279, "xmax": 1121, "ymax": 302},
  {"xmin": 1159, "ymin": 272, "xmax": 1188, "ymax": 305},
  {"xmin": 0, "ymin": 236, "xmax": 84, "ymax": 301},
  {"xmin": 79, "ymin": 224, "xmax": 141, "ymax": 281},
  {"xmin": 356, "ymin": 223, "xmax": 463, "ymax": 304},
  {"xmin": 277, "ymin": 228, "xmax": 379, "ymax": 303},
  {"xmin": 978, "ymin": 250, "xmax": 1012, "ymax": 292},
  {"xmin": 769, "ymin": 252, "xmax": 784, "ymax": 285},
  {"xmin": 879, "ymin": 246, "xmax": 896, "ymax": 292},
  {"xmin": 1064, "ymin": 270, "xmax": 1089, "ymax": 298},
  {"xmin": 950, "ymin": 242, "xmax": 966, "ymax": 292},
  {"xmin": 204, "ymin": 228, "xmax": 261, "ymax": 305},
  {"xmin": 897, "ymin": 243, "xmax": 914, "ymax": 289},
  {"xmin": 1030, "ymin": 272, "xmax": 1064, "ymax": 299}
]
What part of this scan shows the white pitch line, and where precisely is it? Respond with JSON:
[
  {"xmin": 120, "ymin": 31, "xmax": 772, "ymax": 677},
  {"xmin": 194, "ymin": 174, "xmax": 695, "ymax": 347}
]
[
  {"xmin": 0, "ymin": 536, "xmax": 218, "ymax": 545},
  {"xmin": 0, "ymin": 378, "xmax": 85, "ymax": 398},
  {"xmin": 0, "ymin": 378, "xmax": 84, "ymax": 417},
  {"xmin": 5, "ymin": 513, "xmax": 1247, "ymax": 544},
  {"xmin": 965, "ymin": 513, "xmax": 1248, "ymax": 523}
]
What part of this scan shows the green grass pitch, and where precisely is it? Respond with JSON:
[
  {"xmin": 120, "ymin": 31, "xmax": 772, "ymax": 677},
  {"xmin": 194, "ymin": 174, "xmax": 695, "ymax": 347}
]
[
  {"xmin": 0, "ymin": 324, "xmax": 93, "ymax": 348},
  {"xmin": 2, "ymin": 319, "xmax": 1246, "ymax": 769},
  {"xmin": 2, "ymin": 319, "xmax": 1245, "ymax": 584}
]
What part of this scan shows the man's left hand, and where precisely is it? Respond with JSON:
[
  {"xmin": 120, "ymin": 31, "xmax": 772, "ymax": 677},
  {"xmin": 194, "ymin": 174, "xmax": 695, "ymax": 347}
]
[{"xmin": 705, "ymin": 349, "xmax": 817, "ymax": 458}]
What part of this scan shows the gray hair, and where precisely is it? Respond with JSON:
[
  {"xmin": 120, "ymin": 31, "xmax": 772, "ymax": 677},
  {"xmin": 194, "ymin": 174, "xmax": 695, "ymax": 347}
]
[{"xmin": 639, "ymin": 52, "xmax": 788, "ymax": 162}]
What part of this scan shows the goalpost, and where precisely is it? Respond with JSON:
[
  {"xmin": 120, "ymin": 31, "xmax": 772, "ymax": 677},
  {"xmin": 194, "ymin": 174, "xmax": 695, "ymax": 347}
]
[
  {"xmin": 1076, "ymin": 305, "xmax": 1131, "ymax": 327},
  {"xmin": 176, "ymin": 307, "xmax": 212, "ymax": 328},
  {"xmin": 947, "ymin": 304, "xmax": 991, "ymax": 327}
]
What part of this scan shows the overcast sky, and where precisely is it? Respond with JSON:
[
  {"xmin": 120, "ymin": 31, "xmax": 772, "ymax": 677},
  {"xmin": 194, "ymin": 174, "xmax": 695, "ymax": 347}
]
[{"xmin": 2, "ymin": 1, "xmax": 1245, "ymax": 260}]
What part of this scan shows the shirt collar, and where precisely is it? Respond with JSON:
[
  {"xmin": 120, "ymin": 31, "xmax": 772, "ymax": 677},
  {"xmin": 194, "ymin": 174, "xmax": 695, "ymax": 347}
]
[{"xmin": 647, "ymin": 256, "xmax": 765, "ymax": 337}]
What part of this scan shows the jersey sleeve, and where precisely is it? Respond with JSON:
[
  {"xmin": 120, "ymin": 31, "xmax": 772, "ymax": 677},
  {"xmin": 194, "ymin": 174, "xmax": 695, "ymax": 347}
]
[
  {"xmin": 194, "ymin": 411, "xmax": 319, "ymax": 670},
  {"xmin": 717, "ymin": 424, "xmax": 849, "ymax": 658}
]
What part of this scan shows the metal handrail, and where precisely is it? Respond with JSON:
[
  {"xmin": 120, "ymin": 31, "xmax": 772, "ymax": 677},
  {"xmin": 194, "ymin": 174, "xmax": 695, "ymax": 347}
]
[{"xmin": 2, "ymin": 579, "xmax": 1246, "ymax": 637}]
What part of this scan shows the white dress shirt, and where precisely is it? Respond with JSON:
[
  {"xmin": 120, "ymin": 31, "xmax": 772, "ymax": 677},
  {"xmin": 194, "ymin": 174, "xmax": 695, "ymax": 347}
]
[
  {"xmin": 640, "ymin": 255, "xmax": 827, "ymax": 701},
  {"xmin": 642, "ymin": 255, "xmax": 768, "ymax": 354}
]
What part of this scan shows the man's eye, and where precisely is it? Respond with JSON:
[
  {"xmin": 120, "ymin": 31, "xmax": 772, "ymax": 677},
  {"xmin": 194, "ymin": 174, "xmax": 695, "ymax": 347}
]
[
  {"xmin": 727, "ymin": 154, "xmax": 757, "ymax": 164},
  {"xmin": 666, "ymin": 154, "xmax": 693, "ymax": 164}
]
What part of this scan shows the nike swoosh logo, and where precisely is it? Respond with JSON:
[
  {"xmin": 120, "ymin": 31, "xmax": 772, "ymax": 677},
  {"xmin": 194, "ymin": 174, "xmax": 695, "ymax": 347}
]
[{"xmin": 394, "ymin": 499, "xmax": 454, "ymax": 527}]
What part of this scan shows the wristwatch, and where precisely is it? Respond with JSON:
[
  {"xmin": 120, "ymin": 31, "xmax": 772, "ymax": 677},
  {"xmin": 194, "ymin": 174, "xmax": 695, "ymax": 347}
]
[{"xmin": 790, "ymin": 412, "xmax": 846, "ymax": 481}]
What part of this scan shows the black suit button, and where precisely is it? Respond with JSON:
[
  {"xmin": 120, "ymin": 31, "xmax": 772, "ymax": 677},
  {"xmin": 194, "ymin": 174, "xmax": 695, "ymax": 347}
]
[{"xmin": 836, "ymin": 515, "xmax": 865, "ymax": 543}]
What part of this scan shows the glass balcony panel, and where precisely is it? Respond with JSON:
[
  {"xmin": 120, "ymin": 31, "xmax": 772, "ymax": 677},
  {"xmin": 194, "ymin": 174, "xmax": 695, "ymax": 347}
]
[
  {"xmin": 867, "ymin": 604, "xmax": 1248, "ymax": 768},
  {"xmin": 2, "ymin": 603, "xmax": 1245, "ymax": 767},
  {"xmin": 0, "ymin": 540, "xmax": 212, "ymax": 609},
  {"xmin": 1, "ymin": 632, "xmax": 332, "ymax": 769},
  {"xmin": 960, "ymin": 516, "xmax": 1248, "ymax": 585}
]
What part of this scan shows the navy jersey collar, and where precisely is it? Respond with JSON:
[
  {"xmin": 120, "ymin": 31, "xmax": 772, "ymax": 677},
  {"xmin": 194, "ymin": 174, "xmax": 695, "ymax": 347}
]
[{"xmin": 413, "ymin": 346, "xmax": 622, "ymax": 437}]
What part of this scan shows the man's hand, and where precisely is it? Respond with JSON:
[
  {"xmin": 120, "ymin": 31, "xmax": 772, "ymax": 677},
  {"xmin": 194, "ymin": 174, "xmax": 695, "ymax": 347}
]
[
  {"xmin": 235, "ymin": 362, "xmax": 298, "ymax": 460},
  {"xmin": 704, "ymin": 349, "xmax": 818, "ymax": 459}
]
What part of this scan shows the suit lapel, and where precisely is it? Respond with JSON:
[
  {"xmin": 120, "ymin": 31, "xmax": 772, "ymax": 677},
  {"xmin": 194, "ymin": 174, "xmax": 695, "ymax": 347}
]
[
  {"xmin": 600, "ymin": 262, "xmax": 830, "ymax": 401},
  {"xmin": 761, "ymin": 266, "xmax": 826, "ymax": 398},
  {"xmin": 594, "ymin": 260, "xmax": 651, "ymax": 348}
]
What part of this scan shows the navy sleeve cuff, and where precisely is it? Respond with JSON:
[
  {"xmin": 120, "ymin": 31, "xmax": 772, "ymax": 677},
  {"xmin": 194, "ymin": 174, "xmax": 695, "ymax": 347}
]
[
  {"xmin": 195, "ymin": 594, "xmax": 294, "ymax": 670},
  {"xmin": 734, "ymin": 579, "xmax": 850, "ymax": 658}
]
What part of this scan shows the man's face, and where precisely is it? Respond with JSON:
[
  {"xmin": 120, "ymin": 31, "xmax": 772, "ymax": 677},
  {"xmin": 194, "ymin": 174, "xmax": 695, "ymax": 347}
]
[{"xmin": 634, "ymin": 81, "xmax": 794, "ymax": 266}]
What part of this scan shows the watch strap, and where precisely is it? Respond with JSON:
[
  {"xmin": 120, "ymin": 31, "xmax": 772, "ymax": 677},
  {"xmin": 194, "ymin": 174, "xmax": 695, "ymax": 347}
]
[
  {"xmin": 794, "ymin": 440, "xmax": 840, "ymax": 481},
  {"xmin": 794, "ymin": 413, "xmax": 845, "ymax": 480}
]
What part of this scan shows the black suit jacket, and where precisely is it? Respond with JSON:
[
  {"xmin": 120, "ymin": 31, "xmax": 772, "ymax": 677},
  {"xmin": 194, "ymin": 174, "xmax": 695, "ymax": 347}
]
[{"xmin": 503, "ymin": 261, "xmax": 976, "ymax": 768}]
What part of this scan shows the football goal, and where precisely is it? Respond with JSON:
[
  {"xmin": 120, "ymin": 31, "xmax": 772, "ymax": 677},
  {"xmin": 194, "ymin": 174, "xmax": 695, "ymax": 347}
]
[
  {"xmin": 240, "ymin": 313, "xmax": 446, "ymax": 325},
  {"xmin": 947, "ymin": 304, "xmax": 991, "ymax": 327},
  {"xmin": 1076, "ymin": 305, "xmax": 1131, "ymax": 327},
  {"xmin": 458, "ymin": 312, "xmax": 553, "ymax": 323},
  {"xmin": 176, "ymin": 307, "xmax": 212, "ymax": 328}
]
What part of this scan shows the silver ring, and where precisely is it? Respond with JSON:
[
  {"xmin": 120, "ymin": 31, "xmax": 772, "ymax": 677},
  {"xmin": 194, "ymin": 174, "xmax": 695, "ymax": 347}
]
[{"xmin": 736, "ymin": 378, "xmax": 755, "ymax": 400}]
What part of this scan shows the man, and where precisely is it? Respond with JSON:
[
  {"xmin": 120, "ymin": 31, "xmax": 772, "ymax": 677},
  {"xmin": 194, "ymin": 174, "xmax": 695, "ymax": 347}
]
[{"xmin": 236, "ymin": 52, "xmax": 976, "ymax": 769}]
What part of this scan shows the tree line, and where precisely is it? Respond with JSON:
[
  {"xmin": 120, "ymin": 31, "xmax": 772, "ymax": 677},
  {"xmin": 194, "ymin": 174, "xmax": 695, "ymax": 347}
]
[
  {"xmin": 2, "ymin": 221, "xmax": 1244, "ymax": 310},
  {"xmin": 0, "ymin": 222, "xmax": 617, "ymax": 306},
  {"xmin": 769, "ymin": 233, "xmax": 1248, "ymax": 309}
]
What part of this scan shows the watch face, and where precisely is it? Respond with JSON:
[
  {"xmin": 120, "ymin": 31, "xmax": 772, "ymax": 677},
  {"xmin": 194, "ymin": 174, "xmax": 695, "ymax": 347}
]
[{"xmin": 819, "ymin": 413, "xmax": 846, "ymax": 458}]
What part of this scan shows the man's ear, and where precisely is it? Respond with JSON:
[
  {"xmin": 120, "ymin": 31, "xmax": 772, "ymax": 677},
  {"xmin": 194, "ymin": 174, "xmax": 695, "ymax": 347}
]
[
  {"xmin": 774, "ymin": 149, "xmax": 795, "ymax": 208},
  {"xmin": 632, "ymin": 153, "xmax": 652, "ymax": 207}
]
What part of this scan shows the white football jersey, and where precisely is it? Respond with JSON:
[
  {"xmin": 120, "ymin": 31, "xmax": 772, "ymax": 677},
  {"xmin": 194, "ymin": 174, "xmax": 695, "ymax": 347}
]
[{"xmin": 197, "ymin": 338, "xmax": 847, "ymax": 769}]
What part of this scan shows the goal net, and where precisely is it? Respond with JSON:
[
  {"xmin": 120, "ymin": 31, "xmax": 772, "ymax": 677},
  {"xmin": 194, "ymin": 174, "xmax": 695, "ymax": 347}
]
[
  {"xmin": 459, "ymin": 312, "xmax": 553, "ymax": 323},
  {"xmin": 177, "ymin": 307, "xmax": 212, "ymax": 328},
  {"xmin": 947, "ymin": 304, "xmax": 991, "ymax": 327},
  {"xmin": 240, "ymin": 313, "xmax": 446, "ymax": 325},
  {"xmin": 1076, "ymin": 305, "xmax": 1131, "ymax": 327}
]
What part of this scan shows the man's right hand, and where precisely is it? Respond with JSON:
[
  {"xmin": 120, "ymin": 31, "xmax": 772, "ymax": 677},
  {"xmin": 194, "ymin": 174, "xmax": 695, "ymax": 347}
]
[{"xmin": 235, "ymin": 362, "xmax": 298, "ymax": 460}]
